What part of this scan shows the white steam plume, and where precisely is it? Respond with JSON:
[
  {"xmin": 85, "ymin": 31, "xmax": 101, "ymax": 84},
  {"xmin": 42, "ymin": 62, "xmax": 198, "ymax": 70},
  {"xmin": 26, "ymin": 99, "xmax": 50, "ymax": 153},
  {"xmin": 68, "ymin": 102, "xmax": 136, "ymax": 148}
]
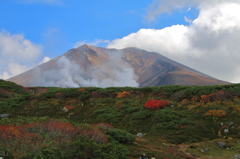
[{"xmin": 31, "ymin": 51, "xmax": 139, "ymax": 88}]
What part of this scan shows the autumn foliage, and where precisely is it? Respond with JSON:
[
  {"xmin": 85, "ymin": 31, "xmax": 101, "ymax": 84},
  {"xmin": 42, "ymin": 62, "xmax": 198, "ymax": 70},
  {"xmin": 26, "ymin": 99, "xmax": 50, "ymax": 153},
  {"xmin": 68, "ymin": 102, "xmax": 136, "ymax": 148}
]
[
  {"xmin": 205, "ymin": 110, "xmax": 226, "ymax": 117},
  {"xmin": 144, "ymin": 100, "xmax": 168, "ymax": 110},
  {"xmin": 117, "ymin": 91, "xmax": 130, "ymax": 98},
  {"xmin": 0, "ymin": 119, "xmax": 109, "ymax": 158},
  {"xmin": 200, "ymin": 90, "xmax": 232, "ymax": 103},
  {"xmin": 78, "ymin": 88, "xmax": 87, "ymax": 91}
]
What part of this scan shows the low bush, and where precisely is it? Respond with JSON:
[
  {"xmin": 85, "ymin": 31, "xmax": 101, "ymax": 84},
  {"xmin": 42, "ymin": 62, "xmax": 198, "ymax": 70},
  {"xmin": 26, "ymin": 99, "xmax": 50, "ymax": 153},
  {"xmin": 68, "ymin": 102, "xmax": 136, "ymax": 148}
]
[
  {"xmin": 154, "ymin": 109, "xmax": 190, "ymax": 129},
  {"xmin": 105, "ymin": 128, "xmax": 135, "ymax": 144},
  {"xmin": 131, "ymin": 109, "xmax": 152, "ymax": 120}
]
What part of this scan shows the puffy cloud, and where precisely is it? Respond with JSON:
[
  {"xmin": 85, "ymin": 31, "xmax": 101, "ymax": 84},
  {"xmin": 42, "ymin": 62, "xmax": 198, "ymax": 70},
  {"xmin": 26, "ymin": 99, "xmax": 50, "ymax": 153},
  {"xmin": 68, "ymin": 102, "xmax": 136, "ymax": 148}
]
[
  {"xmin": 0, "ymin": 63, "xmax": 30, "ymax": 79},
  {"xmin": 0, "ymin": 30, "xmax": 43, "ymax": 79},
  {"xmin": 0, "ymin": 30, "xmax": 42, "ymax": 61},
  {"xmin": 108, "ymin": 2, "xmax": 240, "ymax": 83}
]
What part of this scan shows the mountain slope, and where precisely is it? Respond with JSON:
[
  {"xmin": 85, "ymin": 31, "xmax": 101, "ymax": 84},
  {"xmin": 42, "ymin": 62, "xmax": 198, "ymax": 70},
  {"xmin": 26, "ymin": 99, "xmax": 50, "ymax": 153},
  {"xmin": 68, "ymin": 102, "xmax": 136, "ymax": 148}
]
[
  {"xmin": 7, "ymin": 45, "xmax": 229, "ymax": 87},
  {"xmin": 2, "ymin": 83, "xmax": 240, "ymax": 158}
]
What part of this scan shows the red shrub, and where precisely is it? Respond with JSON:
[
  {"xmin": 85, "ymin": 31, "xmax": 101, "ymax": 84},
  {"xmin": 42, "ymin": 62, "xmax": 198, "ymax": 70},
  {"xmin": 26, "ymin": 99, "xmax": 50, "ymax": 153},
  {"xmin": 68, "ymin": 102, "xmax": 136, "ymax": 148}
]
[{"xmin": 144, "ymin": 100, "xmax": 168, "ymax": 110}]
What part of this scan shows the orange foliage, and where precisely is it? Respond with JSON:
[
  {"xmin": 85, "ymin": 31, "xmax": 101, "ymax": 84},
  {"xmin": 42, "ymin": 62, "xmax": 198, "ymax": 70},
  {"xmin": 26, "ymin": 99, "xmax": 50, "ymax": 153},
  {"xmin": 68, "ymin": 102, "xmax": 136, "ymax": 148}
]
[
  {"xmin": 117, "ymin": 91, "xmax": 130, "ymax": 98},
  {"xmin": 181, "ymin": 99, "xmax": 189, "ymax": 106},
  {"xmin": 78, "ymin": 88, "xmax": 87, "ymax": 91},
  {"xmin": 200, "ymin": 95, "xmax": 211, "ymax": 103},
  {"xmin": 205, "ymin": 110, "xmax": 226, "ymax": 117},
  {"xmin": 200, "ymin": 90, "xmax": 232, "ymax": 103}
]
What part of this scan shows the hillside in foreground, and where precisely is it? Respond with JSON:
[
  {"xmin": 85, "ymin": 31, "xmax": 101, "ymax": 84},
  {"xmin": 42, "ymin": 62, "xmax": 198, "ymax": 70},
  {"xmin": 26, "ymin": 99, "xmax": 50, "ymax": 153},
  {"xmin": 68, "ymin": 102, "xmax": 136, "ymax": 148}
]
[{"xmin": 1, "ymin": 79, "xmax": 240, "ymax": 158}]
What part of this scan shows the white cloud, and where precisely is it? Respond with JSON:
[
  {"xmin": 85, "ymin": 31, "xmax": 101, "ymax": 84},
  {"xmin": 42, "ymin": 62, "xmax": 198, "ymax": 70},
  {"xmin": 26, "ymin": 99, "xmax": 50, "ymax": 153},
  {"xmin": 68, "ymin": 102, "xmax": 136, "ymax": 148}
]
[
  {"xmin": 145, "ymin": 0, "xmax": 240, "ymax": 22},
  {"xmin": 0, "ymin": 63, "xmax": 30, "ymax": 79},
  {"xmin": 108, "ymin": 2, "xmax": 240, "ymax": 83},
  {"xmin": 0, "ymin": 30, "xmax": 43, "ymax": 79},
  {"xmin": 184, "ymin": 16, "xmax": 192, "ymax": 23},
  {"xmin": 74, "ymin": 39, "xmax": 110, "ymax": 48},
  {"xmin": 17, "ymin": 0, "xmax": 64, "ymax": 5}
]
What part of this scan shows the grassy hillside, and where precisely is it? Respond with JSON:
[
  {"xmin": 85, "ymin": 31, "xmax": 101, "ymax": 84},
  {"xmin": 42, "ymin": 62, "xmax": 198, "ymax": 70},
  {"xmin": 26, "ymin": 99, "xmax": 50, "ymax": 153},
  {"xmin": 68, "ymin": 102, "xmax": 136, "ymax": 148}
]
[{"xmin": 1, "ymin": 80, "xmax": 240, "ymax": 158}]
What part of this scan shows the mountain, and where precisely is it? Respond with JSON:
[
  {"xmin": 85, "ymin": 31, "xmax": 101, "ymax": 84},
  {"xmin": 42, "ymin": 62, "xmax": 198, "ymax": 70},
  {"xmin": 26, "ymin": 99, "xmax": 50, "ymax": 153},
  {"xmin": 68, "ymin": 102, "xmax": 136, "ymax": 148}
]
[{"xmin": 7, "ymin": 44, "xmax": 229, "ymax": 87}]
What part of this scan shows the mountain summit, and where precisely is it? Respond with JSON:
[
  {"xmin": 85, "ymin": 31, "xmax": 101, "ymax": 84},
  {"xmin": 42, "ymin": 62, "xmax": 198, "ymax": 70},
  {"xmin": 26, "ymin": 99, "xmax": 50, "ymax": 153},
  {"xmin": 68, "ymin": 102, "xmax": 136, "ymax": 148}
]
[{"xmin": 7, "ymin": 45, "xmax": 229, "ymax": 87}]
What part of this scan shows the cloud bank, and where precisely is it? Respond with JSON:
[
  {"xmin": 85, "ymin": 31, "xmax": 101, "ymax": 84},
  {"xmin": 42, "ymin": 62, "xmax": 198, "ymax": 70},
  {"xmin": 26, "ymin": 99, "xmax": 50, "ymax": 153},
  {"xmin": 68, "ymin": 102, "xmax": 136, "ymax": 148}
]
[
  {"xmin": 0, "ymin": 30, "xmax": 50, "ymax": 79},
  {"xmin": 108, "ymin": 1, "xmax": 240, "ymax": 83}
]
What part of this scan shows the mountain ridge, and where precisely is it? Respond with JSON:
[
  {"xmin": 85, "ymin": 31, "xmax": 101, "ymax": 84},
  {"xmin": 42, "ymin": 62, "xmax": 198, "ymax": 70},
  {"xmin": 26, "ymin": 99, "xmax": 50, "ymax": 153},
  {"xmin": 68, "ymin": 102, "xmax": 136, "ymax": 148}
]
[{"xmin": 7, "ymin": 45, "xmax": 229, "ymax": 87}]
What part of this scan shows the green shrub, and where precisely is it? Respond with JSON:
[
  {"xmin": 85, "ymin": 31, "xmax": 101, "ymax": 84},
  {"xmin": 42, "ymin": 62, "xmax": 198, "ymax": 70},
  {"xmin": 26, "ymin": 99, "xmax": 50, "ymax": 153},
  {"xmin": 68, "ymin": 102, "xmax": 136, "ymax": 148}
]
[
  {"xmin": 94, "ymin": 107, "xmax": 121, "ymax": 121},
  {"xmin": 105, "ymin": 128, "xmax": 135, "ymax": 144},
  {"xmin": 131, "ymin": 109, "xmax": 152, "ymax": 120},
  {"xmin": 154, "ymin": 109, "xmax": 190, "ymax": 129}
]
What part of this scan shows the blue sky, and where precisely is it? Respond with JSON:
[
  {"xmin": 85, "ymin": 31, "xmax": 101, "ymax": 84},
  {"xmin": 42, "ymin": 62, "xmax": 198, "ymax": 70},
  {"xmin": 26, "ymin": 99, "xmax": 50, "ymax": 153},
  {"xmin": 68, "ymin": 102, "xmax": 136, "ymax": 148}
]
[
  {"xmin": 1, "ymin": 0, "xmax": 240, "ymax": 84},
  {"xmin": 0, "ymin": 0, "xmax": 198, "ymax": 57}
]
